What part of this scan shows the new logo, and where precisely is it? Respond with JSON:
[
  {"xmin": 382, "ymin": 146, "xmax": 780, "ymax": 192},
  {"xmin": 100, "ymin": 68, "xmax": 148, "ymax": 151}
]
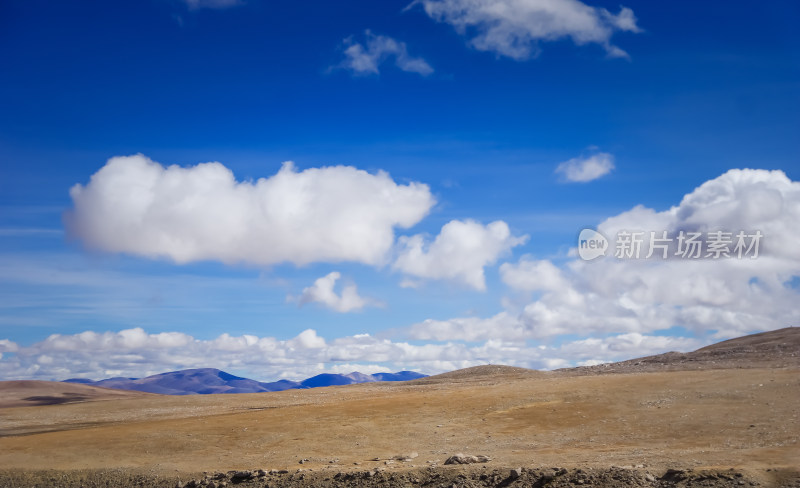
[{"xmin": 578, "ymin": 228, "xmax": 608, "ymax": 261}]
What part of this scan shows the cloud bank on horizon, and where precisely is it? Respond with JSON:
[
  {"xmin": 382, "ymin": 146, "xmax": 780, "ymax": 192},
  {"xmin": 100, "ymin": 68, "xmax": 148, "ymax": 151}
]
[{"xmin": 0, "ymin": 326, "xmax": 701, "ymax": 382}]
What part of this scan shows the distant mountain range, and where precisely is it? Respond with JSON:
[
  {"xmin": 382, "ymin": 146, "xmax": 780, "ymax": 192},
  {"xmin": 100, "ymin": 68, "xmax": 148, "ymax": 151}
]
[{"xmin": 63, "ymin": 368, "xmax": 426, "ymax": 395}]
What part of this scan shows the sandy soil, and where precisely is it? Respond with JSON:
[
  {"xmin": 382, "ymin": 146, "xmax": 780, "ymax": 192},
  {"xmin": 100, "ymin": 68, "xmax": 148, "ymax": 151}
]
[
  {"xmin": 0, "ymin": 328, "xmax": 798, "ymax": 487},
  {"xmin": 0, "ymin": 367, "xmax": 798, "ymax": 486},
  {"xmin": 0, "ymin": 380, "xmax": 154, "ymax": 408}
]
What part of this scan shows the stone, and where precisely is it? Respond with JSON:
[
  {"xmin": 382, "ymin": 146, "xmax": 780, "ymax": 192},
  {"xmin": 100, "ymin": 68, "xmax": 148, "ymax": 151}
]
[
  {"xmin": 443, "ymin": 453, "xmax": 491, "ymax": 465},
  {"xmin": 393, "ymin": 452, "xmax": 419, "ymax": 461},
  {"xmin": 230, "ymin": 471, "xmax": 252, "ymax": 482}
]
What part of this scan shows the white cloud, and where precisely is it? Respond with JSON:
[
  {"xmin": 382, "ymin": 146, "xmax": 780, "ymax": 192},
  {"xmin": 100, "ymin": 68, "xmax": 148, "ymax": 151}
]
[
  {"xmin": 338, "ymin": 31, "xmax": 433, "ymax": 76},
  {"xmin": 288, "ymin": 329, "xmax": 327, "ymax": 350},
  {"xmin": 65, "ymin": 155, "xmax": 435, "ymax": 267},
  {"xmin": 296, "ymin": 271, "xmax": 371, "ymax": 313},
  {"xmin": 555, "ymin": 152, "xmax": 615, "ymax": 182},
  {"xmin": 393, "ymin": 219, "xmax": 528, "ymax": 290},
  {"xmin": 410, "ymin": 0, "xmax": 642, "ymax": 60},
  {"xmin": 326, "ymin": 363, "xmax": 392, "ymax": 375},
  {"xmin": 557, "ymin": 333, "xmax": 702, "ymax": 362},
  {"xmin": 500, "ymin": 258, "xmax": 570, "ymax": 292},
  {"xmin": 408, "ymin": 311, "xmax": 527, "ymax": 342},
  {"xmin": 0, "ymin": 339, "xmax": 19, "ymax": 353},
  {"xmin": 408, "ymin": 169, "xmax": 800, "ymax": 342}
]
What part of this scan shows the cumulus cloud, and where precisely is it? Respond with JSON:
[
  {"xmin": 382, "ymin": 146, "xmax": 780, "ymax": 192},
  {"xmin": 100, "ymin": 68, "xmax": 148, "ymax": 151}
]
[
  {"xmin": 393, "ymin": 219, "xmax": 528, "ymax": 290},
  {"xmin": 296, "ymin": 272, "xmax": 371, "ymax": 313},
  {"xmin": 409, "ymin": 0, "xmax": 642, "ymax": 60},
  {"xmin": 408, "ymin": 312, "xmax": 527, "ymax": 342},
  {"xmin": 408, "ymin": 169, "xmax": 800, "ymax": 342},
  {"xmin": 0, "ymin": 327, "xmax": 705, "ymax": 382},
  {"xmin": 0, "ymin": 339, "xmax": 19, "ymax": 353},
  {"xmin": 499, "ymin": 258, "xmax": 570, "ymax": 292},
  {"xmin": 338, "ymin": 31, "xmax": 433, "ymax": 76},
  {"xmin": 555, "ymin": 152, "xmax": 615, "ymax": 182},
  {"xmin": 596, "ymin": 168, "xmax": 800, "ymax": 262},
  {"xmin": 65, "ymin": 155, "xmax": 435, "ymax": 267}
]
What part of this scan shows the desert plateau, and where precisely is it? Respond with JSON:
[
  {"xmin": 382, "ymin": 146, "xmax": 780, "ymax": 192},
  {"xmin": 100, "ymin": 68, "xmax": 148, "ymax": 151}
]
[{"xmin": 0, "ymin": 328, "xmax": 797, "ymax": 488}]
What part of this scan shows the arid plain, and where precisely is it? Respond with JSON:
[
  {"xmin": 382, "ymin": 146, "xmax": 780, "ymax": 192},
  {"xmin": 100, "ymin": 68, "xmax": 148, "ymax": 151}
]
[{"xmin": 1, "ymin": 328, "xmax": 798, "ymax": 487}]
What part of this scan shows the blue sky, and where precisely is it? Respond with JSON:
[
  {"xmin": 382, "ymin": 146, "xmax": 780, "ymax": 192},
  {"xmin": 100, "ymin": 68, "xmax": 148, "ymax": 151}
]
[{"xmin": 0, "ymin": 0, "xmax": 798, "ymax": 381}]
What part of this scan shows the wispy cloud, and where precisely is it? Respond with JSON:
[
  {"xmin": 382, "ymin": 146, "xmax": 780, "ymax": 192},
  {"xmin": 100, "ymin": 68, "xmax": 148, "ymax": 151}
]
[
  {"xmin": 409, "ymin": 0, "xmax": 642, "ymax": 60},
  {"xmin": 0, "ymin": 252, "xmax": 282, "ymax": 329},
  {"xmin": 294, "ymin": 271, "xmax": 372, "ymax": 313},
  {"xmin": 183, "ymin": 0, "xmax": 243, "ymax": 10},
  {"xmin": 555, "ymin": 152, "xmax": 615, "ymax": 182},
  {"xmin": 0, "ymin": 228, "xmax": 62, "ymax": 237},
  {"xmin": 337, "ymin": 30, "xmax": 433, "ymax": 76}
]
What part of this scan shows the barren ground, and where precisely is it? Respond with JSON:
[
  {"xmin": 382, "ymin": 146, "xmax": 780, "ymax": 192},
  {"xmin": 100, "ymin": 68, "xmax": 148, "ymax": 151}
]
[{"xmin": 0, "ymin": 328, "xmax": 798, "ymax": 487}]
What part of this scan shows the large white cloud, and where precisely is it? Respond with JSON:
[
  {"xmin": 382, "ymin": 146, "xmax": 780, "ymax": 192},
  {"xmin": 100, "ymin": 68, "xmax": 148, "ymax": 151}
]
[
  {"xmin": 295, "ymin": 271, "xmax": 371, "ymax": 313},
  {"xmin": 338, "ymin": 31, "xmax": 433, "ymax": 76},
  {"xmin": 66, "ymin": 155, "xmax": 435, "ymax": 267},
  {"xmin": 393, "ymin": 219, "xmax": 528, "ymax": 290},
  {"xmin": 410, "ymin": 0, "xmax": 642, "ymax": 60},
  {"xmin": 408, "ymin": 169, "xmax": 800, "ymax": 342}
]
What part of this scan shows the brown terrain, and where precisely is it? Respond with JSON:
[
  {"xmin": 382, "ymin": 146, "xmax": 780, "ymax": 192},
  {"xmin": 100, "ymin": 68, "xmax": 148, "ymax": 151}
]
[
  {"xmin": 0, "ymin": 327, "xmax": 798, "ymax": 487},
  {"xmin": 0, "ymin": 379, "xmax": 155, "ymax": 409}
]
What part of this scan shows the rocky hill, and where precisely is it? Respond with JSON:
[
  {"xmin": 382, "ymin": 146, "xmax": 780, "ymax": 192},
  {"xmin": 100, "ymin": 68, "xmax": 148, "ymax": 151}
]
[{"xmin": 559, "ymin": 327, "xmax": 800, "ymax": 376}]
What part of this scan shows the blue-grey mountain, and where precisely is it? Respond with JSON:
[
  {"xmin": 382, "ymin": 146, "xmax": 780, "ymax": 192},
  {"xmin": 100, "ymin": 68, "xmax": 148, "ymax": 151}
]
[{"xmin": 63, "ymin": 368, "xmax": 426, "ymax": 395}]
